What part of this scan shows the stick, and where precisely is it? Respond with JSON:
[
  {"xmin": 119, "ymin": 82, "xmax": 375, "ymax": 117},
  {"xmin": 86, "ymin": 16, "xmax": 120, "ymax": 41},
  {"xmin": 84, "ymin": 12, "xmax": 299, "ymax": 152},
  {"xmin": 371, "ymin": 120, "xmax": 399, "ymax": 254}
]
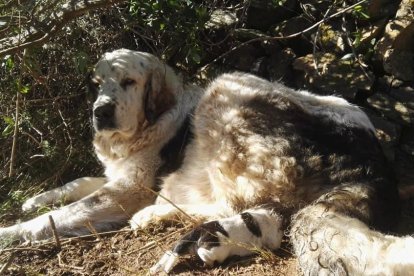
[
  {"xmin": 126, "ymin": 227, "xmax": 189, "ymax": 256},
  {"xmin": 85, "ymin": 221, "xmax": 101, "ymax": 241},
  {"xmin": 57, "ymin": 252, "xmax": 84, "ymax": 270},
  {"xmin": 8, "ymin": 14, "xmax": 26, "ymax": 177},
  {"xmin": 141, "ymin": 185, "xmax": 196, "ymax": 223},
  {"xmin": 48, "ymin": 215, "xmax": 61, "ymax": 249}
]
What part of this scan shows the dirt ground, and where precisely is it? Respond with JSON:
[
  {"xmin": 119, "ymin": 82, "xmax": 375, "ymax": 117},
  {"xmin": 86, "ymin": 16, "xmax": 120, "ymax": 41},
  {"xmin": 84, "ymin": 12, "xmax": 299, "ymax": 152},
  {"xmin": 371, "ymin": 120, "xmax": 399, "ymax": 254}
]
[
  {"xmin": 1, "ymin": 152, "xmax": 414, "ymax": 275},
  {"xmin": 0, "ymin": 223, "xmax": 298, "ymax": 275}
]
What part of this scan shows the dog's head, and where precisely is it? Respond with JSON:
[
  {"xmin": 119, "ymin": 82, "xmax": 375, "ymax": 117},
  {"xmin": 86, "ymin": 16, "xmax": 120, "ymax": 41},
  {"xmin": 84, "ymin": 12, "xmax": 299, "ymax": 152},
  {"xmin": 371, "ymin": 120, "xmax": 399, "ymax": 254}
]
[{"xmin": 89, "ymin": 49, "xmax": 177, "ymax": 138}]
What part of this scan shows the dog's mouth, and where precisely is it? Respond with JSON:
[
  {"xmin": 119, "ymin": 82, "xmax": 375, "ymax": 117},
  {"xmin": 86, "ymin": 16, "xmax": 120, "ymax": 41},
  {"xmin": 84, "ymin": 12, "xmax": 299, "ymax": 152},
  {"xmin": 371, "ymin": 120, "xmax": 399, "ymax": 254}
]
[{"xmin": 93, "ymin": 102, "xmax": 116, "ymax": 131}]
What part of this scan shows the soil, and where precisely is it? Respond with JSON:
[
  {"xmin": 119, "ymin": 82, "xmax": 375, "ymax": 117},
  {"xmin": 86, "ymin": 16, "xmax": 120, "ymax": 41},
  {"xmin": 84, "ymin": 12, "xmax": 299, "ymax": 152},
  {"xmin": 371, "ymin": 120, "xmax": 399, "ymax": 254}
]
[
  {"xmin": 1, "ymin": 223, "xmax": 298, "ymax": 275},
  {"xmin": 1, "ymin": 152, "xmax": 413, "ymax": 275}
]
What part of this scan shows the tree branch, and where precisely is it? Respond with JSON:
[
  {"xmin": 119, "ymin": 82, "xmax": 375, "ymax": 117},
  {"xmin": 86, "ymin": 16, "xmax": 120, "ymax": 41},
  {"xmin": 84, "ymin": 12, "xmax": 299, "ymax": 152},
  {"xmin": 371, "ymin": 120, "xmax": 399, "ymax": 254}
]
[{"xmin": 0, "ymin": 0, "xmax": 125, "ymax": 57}]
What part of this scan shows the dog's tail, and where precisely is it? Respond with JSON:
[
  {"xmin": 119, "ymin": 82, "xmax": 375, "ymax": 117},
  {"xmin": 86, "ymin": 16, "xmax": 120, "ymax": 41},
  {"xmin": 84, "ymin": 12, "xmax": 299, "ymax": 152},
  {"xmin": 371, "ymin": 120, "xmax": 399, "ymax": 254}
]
[{"xmin": 290, "ymin": 183, "xmax": 414, "ymax": 275}]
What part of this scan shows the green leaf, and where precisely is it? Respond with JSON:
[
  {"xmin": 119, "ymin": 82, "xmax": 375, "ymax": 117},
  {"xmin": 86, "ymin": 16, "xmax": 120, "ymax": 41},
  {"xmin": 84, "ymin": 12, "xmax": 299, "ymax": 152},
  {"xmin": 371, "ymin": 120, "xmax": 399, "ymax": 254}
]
[
  {"xmin": 1, "ymin": 55, "xmax": 14, "ymax": 71},
  {"xmin": 20, "ymin": 85, "xmax": 30, "ymax": 94},
  {"xmin": 3, "ymin": 116, "xmax": 14, "ymax": 125},
  {"xmin": 2, "ymin": 116, "xmax": 16, "ymax": 137},
  {"xmin": 2, "ymin": 124, "xmax": 13, "ymax": 137}
]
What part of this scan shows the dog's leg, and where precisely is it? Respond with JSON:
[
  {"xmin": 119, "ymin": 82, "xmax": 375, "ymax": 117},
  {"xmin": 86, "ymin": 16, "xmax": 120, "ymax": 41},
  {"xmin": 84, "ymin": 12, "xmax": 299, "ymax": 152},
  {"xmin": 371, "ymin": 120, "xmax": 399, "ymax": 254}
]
[
  {"xmin": 0, "ymin": 181, "xmax": 155, "ymax": 242},
  {"xmin": 150, "ymin": 207, "xmax": 284, "ymax": 274},
  {"xmin": 290, "ymin": 184, "xmax": 414, "ymax": 275},
  {"xmin": 22, "ymin": 177, "xmax": 106, "ymax": 212}
]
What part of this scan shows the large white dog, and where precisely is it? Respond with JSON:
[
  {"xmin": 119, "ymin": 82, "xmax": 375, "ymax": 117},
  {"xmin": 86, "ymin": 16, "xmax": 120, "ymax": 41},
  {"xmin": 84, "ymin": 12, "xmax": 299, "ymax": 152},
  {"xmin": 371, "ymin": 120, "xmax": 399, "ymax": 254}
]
[
  {"xmin": 0, "ymin": 49, "xmax": 202, "ymax": 240},
  {"xmin": 2, "ymin": 49, "xmax": 414, "ymax": 275}
]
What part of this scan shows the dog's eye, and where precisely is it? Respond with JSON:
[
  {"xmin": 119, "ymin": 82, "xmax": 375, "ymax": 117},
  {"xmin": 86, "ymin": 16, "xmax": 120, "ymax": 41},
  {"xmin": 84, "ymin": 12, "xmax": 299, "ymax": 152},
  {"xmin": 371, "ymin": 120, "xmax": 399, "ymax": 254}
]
[
  {"xmin": 88, "ymin": 78, "xmax": 101, "ymax": 94},
  {"xmin": 121, "ymin": 78, "xmax": 136, "ymax": 89}
]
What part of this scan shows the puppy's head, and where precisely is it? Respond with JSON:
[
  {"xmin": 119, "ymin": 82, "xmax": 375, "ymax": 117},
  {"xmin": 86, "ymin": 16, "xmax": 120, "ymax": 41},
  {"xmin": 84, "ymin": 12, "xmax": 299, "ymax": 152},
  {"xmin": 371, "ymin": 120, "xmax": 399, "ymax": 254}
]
[{"xmin": 89, "ymin": 49, "xmax": 177, "ymax": 138}]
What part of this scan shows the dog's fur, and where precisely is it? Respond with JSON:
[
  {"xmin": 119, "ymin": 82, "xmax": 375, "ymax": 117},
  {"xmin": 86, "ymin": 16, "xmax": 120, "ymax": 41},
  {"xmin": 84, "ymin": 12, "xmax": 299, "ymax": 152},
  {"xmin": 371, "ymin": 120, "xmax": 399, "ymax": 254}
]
[{"xmin": 2, "ymin": 49, "xmax": 414, "ymax": 275}]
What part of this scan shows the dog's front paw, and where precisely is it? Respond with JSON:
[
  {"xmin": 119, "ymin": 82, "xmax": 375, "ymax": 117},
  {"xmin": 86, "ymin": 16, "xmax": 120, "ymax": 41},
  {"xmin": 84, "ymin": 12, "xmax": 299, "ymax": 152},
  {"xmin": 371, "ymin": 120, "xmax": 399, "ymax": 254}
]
[
  {"xmin": 22, "ymin": 197, "xmax": 39, "ymax": 212},
  {"xmin": 22, "ymin": 193, "xmax": 50, "ymax": 212},
  {"xmin": 129, "ymin": 205, "xmax": 176, "ymax": 230}
]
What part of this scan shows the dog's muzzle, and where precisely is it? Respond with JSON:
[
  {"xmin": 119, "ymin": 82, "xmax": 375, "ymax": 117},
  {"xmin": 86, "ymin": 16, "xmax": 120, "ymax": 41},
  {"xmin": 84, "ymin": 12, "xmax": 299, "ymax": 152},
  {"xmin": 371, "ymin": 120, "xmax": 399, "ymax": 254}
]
[{"xmin": 93, "ymin": 102, "xmax": 116, "ymax": 131}]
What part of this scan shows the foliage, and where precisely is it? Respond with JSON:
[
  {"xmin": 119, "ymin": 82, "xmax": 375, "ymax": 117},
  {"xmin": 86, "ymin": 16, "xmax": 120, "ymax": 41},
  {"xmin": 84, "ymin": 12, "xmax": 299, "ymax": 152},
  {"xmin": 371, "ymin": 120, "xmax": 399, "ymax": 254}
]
[{"xmin": 129, "ymin": 0, "xmax": 209, "ymax": 66}]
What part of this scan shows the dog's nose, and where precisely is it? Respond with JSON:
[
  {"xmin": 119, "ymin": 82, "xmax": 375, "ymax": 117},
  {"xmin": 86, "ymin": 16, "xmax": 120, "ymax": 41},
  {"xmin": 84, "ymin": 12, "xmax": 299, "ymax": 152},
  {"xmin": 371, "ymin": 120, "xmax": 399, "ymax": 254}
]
[
  {"xmin": 94, "ymin": 103, "xmax": 115, "ymax": 120},
  {"xmin": 93, "ymin": 102, "xmax": 116, "ymax": 130}
]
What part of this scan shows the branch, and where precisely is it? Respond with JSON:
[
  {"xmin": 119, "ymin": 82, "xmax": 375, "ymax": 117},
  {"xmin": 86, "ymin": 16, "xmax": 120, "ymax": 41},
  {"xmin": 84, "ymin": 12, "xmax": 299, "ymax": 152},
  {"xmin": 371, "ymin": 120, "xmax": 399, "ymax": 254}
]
[{"xmin": 0, "ymin": 0, "xmax": 125, "ymax": 57}]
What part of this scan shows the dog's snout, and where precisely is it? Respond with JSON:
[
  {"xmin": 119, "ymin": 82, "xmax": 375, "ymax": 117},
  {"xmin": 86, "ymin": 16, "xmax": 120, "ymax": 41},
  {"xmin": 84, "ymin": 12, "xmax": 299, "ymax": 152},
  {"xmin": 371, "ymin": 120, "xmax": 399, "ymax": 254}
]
[{"xmin": 93, "ymin": 102, "xmax": 116, "ymax": 130}]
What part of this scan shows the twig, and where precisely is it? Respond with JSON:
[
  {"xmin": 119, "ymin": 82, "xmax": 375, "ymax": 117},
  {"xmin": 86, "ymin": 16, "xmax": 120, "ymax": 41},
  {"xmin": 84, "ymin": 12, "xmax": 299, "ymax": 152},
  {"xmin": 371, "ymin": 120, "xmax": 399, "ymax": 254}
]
[
  {"xmin": 312, "ymin": 3, "xmax": 335, "ymax": 74},
  {"xmin": 1, "ymin": 229, "xmax": 133, "ymax": 253},
  {"xmin": 141, "ymin": 185, "xmax": 197, "ymax": 223},
  {"xmin": 8, "ymin": 85, "xmax": 21, "ymax": 177},
  {"xmin": 8, "ymin": 11, "xmax": 26, "ymax": 177},
  {"xmin": 341, "ymin": 0, "xmax": 371, "ymax": 79},
  {"xmin": 126, "ymin": 226, "xmax": 190, "ymax": 255},
  {"xmin": 0, "ymin": 252, "xmax": 15, "ymax": 274},
  {"xmin": 48, "ymin": 215, "xmax": 61, "ymax": 249},
  {"xmin": 53, "ymin": 229, "xmax": 131, "ymax": 245},
  {"xmin": 200, "ymin": 0, "xmax": 368, "ymax": 71},
  {"xmin": 57, "ymin": 252, "xmax": 84, "ymax": 270},
  {"xmin": 0, "ymin": 247, "xmax": 49, "ymax": 253},
  {"xmin": 85, "ymin": 221, "xmax": 101, "ymax": 241}
]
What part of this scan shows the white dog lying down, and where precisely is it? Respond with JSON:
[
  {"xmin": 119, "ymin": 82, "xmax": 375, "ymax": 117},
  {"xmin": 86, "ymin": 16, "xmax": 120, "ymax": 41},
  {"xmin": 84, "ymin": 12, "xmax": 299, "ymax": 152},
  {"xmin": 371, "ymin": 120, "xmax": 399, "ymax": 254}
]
[
  {"xmin": 2, "ymin": 49, "xmax": 414, "ymax": 275},
  {"xmin": 0, "ymin": 49, "xmax": 202, "ymax": 240}
]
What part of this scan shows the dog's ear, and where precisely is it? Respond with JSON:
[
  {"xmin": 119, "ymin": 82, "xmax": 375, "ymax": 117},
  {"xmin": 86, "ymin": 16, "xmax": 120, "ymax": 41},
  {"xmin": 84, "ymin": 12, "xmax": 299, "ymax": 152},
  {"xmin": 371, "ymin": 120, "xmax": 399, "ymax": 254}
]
[
  {"xmin": 143, "ymin": 67, "xmax": 176, "ymax": 124},
  {"xmin": 87, "ymin": 71, "xmax": 99, "ymax": 98}
]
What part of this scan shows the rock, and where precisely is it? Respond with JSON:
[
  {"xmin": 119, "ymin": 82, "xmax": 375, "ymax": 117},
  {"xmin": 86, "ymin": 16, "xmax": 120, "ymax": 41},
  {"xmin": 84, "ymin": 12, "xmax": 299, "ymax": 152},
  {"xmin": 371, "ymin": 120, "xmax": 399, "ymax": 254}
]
[
  {"xmin": 224, "ymin": 44, "xmax": 264, "ymax": 72},
  {"xmin": 293, "ymin": 53, "xmax": 374, "ymax": 99},
  {"xmin": 390, "ymin": 86, "xmax": 414, "ymax": 110},
  {"xmin": 383, "ymin": 50, "xmax": 414, "ymax": 81},
  {"xmin": 366, "ymin": 111, "xmax": 401, "ymax": 162},
  {"xmin": 205, "ymin": 9, "xmax": 238, "ymax": 30},
  {"xmin": 357, "ymin": 19, "xmax": 387, "ymax": 52},
  {"xmin": 318, "ymin": 23, "xmax": 345, "ymax": 53},
  {"xmin": 271, "ymin": 15, "xmax": 314, "ymax": 55},
  {"xmin": 367, "ymin": 0, "xmax": 400, "ymax": 20},
  {"xmin": 376, "ymin": 75, "xmax": 405, "ymax": 93},
  {"xmin": 267, "ymin": 48, "xmax": 296, "ymax": 83},
  {"xmin": 246, "ymin": 0, "xmax": 296, "ymax": 30},
  {"xmin": 271, "ymin": 15, "xmax": 312, "ymax": 36},
  {"xmin": 367, "ymin": 93, "xmax": 414, "ymax": 125},
  {"xmin": 375, "ymin": 0, "xmax": 414, "ymax": 81}
]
